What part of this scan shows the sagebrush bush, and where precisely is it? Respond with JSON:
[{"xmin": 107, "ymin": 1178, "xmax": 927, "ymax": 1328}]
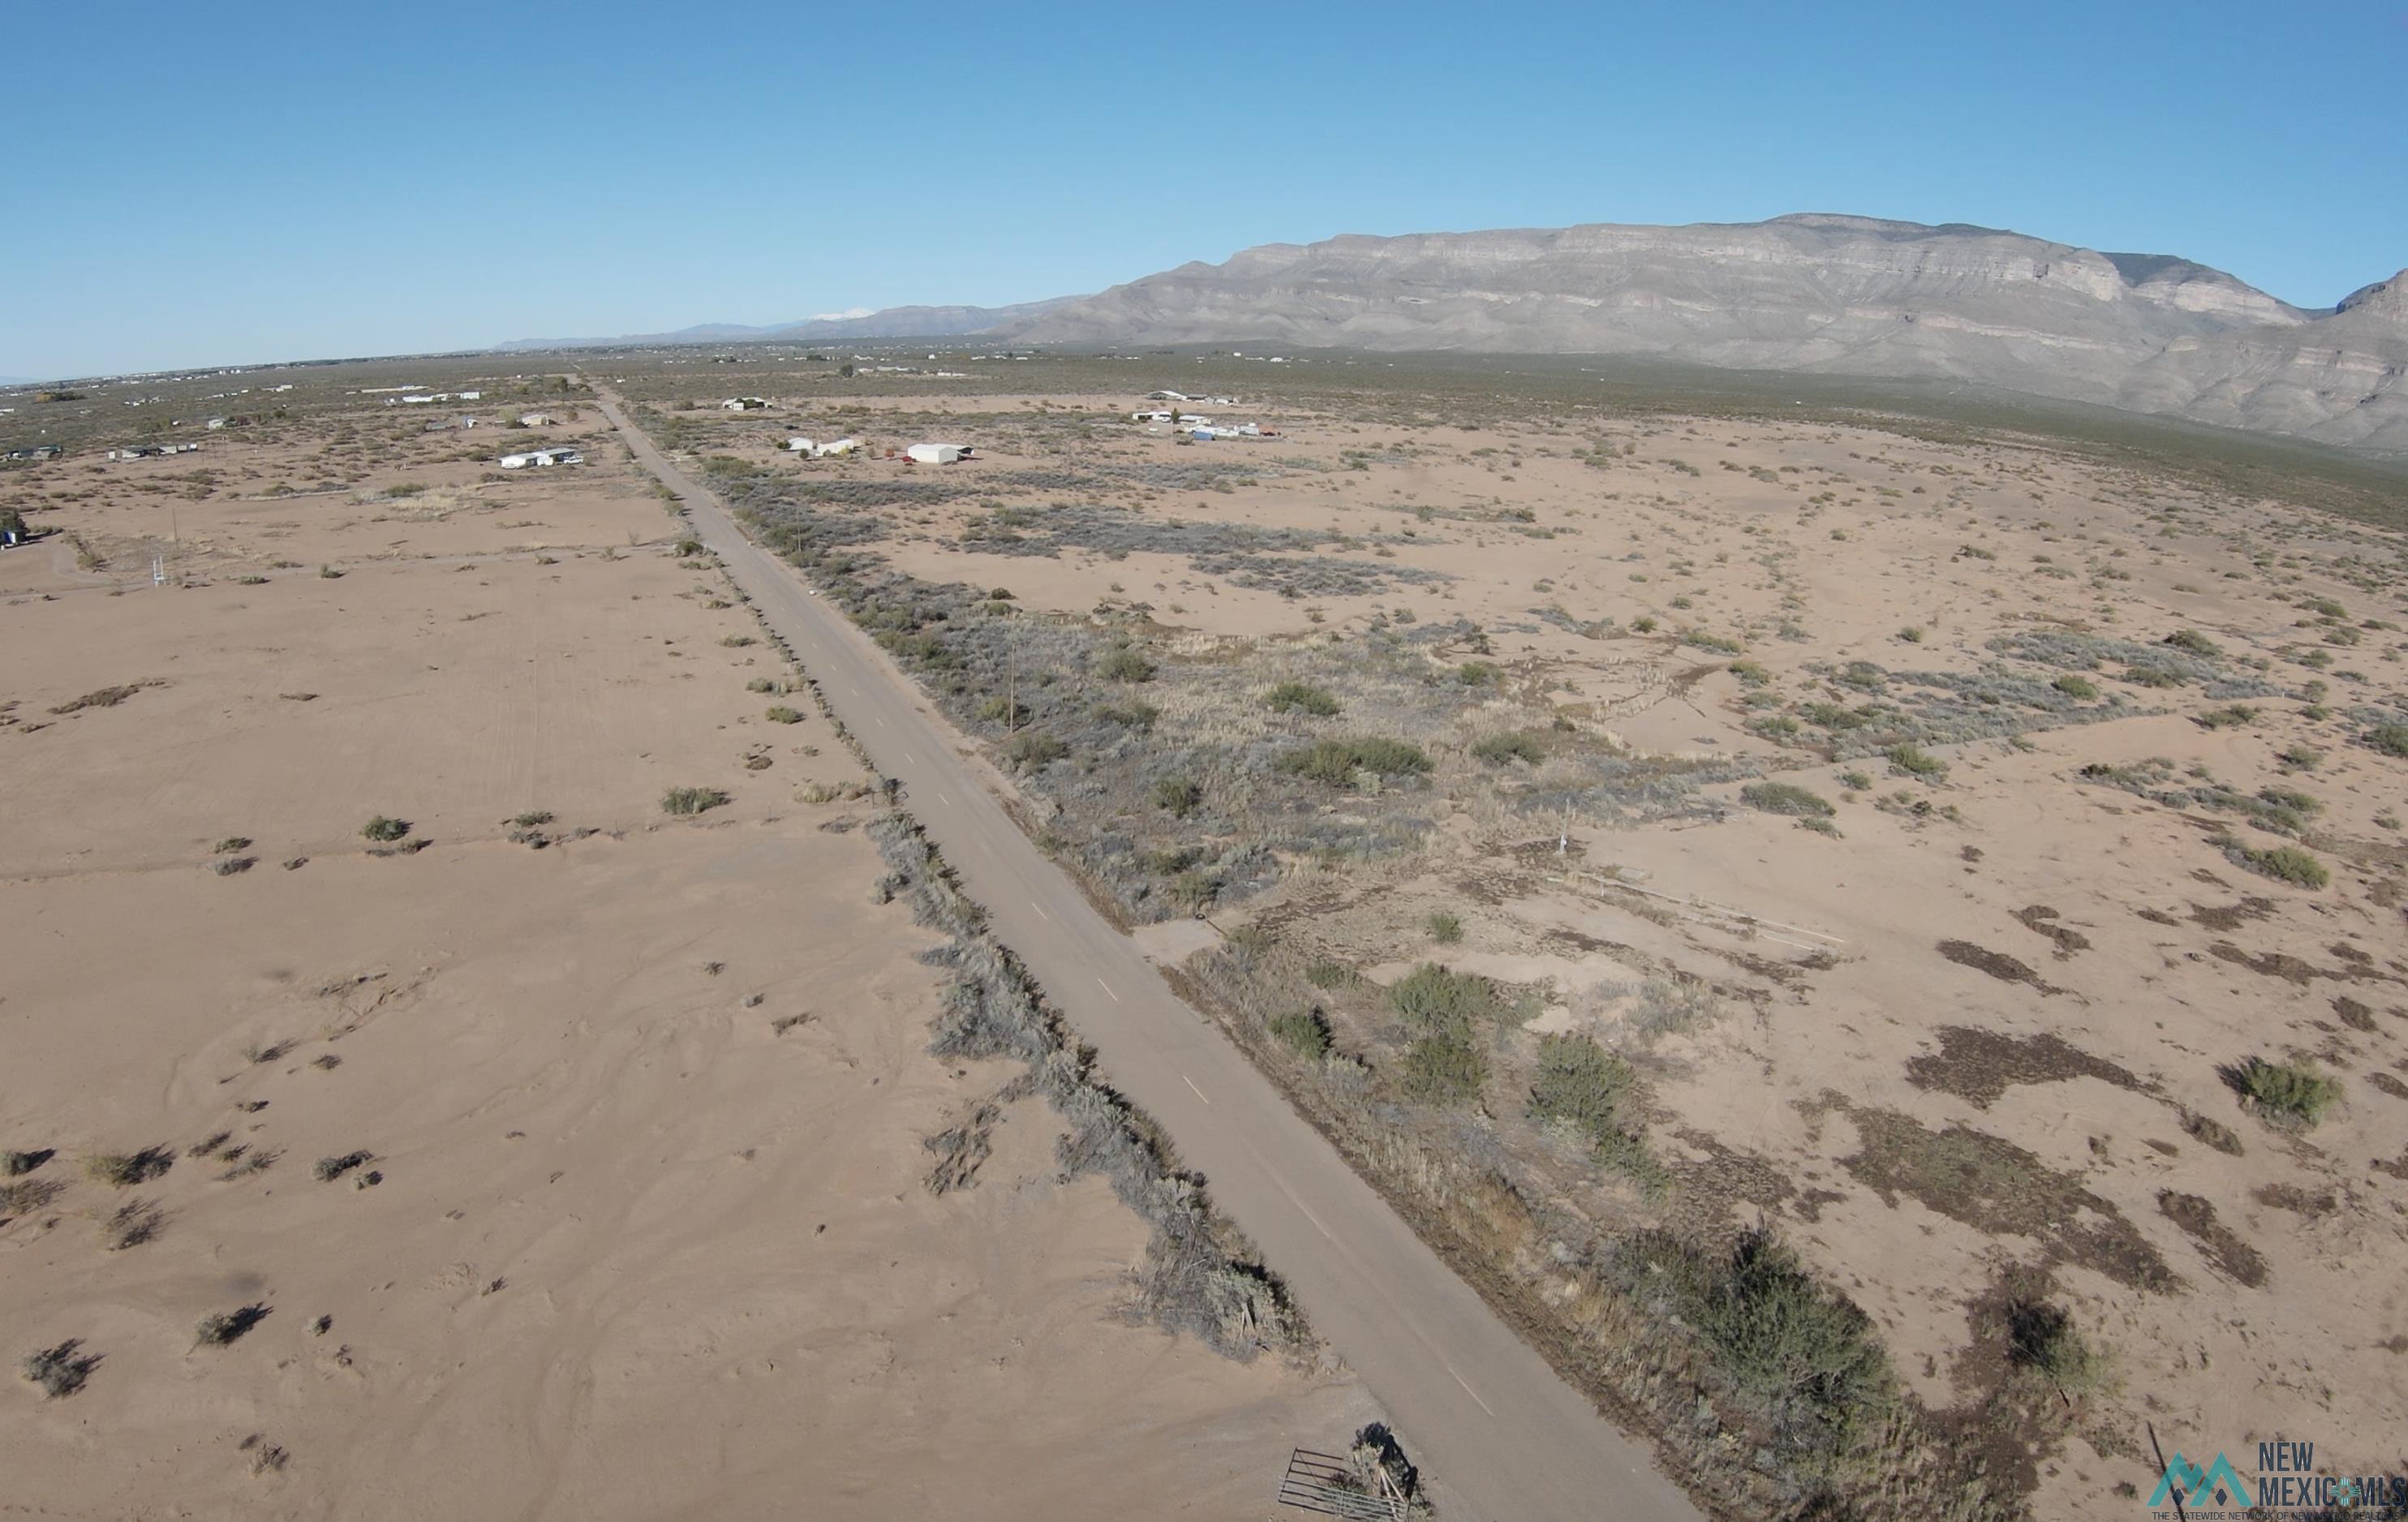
[
  {"xmin": 1265, "ymin": 681, "xmax": 1339, "ymax": 716},
  {"xmin": 1094, "ymin": 643, "xmax": 1157, "ymax": 682},
  {"xmin": 2235, "ymin": 1057, "xmax": 2341, "ymax": 1129},
  {"xmin": 2226, "ymin": 841, "xmax": 2328, "ymax": 889},
  {"xmin": 660, "ymin": 786, "xmax": 730, "ymax": 816},
  {"xmin": 764, "ymin": 705, "xmax": 803, "ymax": 724},
  {"xmin": 1739, "ymin": 781, "xmax": 1833, "ymax": 818},
  {"xmin": 1402, "ymin": 1032, "xmax": 1485, "ymax": 1104},
  {"xmin": 1153, "ymin": 776, "xmax": 1202, "ymax": 818},
  {"xmin": 1268, "ymin": 1008, "xmax": 1331, "ymax": 1059},
  {"xmin": 1425, "ymin": 910, "xmax": 1463, "ymax": 944},
  {"xmin": 1277, "ymin": 737, "xmax": 1431, "ymax": 785},
  {"xmin": 1470, "ymin": 731, "xmax": 1544, "ymax": 765},
  {"xmin": 1886, "ymin": 744, "xmax": 1946, "ymax": 779},
  {"xmin": 1387, "ymin": 963, "xmax": 1497, "ymax": 1034},
  {"xmin": 359, "ymin": 815, "xmax": 411, "ymax": 843}
]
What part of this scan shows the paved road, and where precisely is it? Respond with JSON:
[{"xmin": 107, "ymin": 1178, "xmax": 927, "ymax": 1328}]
[{"xmin": 596, "ymin": 393, "xmax": 1704, "ymax": 1522}]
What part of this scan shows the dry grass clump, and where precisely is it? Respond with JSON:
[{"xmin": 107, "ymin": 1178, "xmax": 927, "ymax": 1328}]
[
  {"xmin": 1277, "ymin": 737, "xmax": 1431, "ymax": 785},
  {"xmin": 312, "ymin": 1150, "xmax": 374, "ymax": 1182},
  {"xmin": 19, "ymin": 1340, "xmax": 100, "ymax": 1398},
  {"xmin": 1739, "ymin": 780, "xmax": 1833, "ymax": 817},
  {"xmin": 85, "ymin": 1146, "xmax": 174, "ymax": 1188},
  {"xmin": 660, "ymin": 785, "xmax": 730, "ymax": 816},
  {"xmin": 1530, "ymin": 1034, "xmax": 1660, "ymax": 1189},
  {"xmin": 1265, "ymin": 680, "xmax": 1339, "ymax": 716},
  {"xmin": 193, "ymin": 1304, "xmax": 270, "ymax": 1348},
  {"xmin": 2223, "ymin": 841, "xmax": 2328, "ymax": 889},
  {"xmin": 763, "ymin": 705, "xmax": 803, "ymax": 724}
]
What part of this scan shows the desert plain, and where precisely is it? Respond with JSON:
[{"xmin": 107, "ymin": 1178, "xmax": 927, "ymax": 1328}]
[{"xmin": 5, "ymin": 349, "xmax": 2406, "ymax": 1522}]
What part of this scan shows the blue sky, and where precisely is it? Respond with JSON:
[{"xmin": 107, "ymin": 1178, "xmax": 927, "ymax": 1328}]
[{"xmin": 7, "ymin": 0, "xmax": 2402, "ymax": 378}]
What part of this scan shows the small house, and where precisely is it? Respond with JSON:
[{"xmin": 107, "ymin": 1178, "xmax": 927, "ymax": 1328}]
[
  {"xmin": 904, "ymin": 443, "xmax": 970, "ymax": 465},
  {"xmin": 722, "ymin": 397, "xmax": 769, "ymax": 411},
  {"xmin": 811, "ymin": 437, "xmax": 860, "ymax": 458},
  {"xmin": 498, "ymin": 447, "xmax": 584, "ymax": 469},
  {"xmin": 518, "ymin": 412, "xmax": 553, "ymax": 427}
]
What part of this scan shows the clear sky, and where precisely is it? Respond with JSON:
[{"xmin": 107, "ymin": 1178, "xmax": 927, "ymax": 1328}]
[{"xmin": 7, "ymin": 0, "xmax": 2402, "ymax": 379}]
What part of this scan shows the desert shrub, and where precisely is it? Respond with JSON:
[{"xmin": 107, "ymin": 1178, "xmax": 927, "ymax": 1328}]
[
  {"xmin": 1897, "ymin": 626, "xmax": 1926, "ymax": 644},
  {"xmin": 1455, "ymin": 660, "xmax": 1500, "ymax": 686},
  {"xmin": 1304, "ymin": 960, "xmax": 1357, "ymax": 991},
  {"xmin": 1265, "ymin": 681, "xmax": 1340, "ymax": 716},
  {"xmin": 1425, "ymin": 911, "xmax": 1464, "ymax": 944},
  {"xmin": 2279, "ymin": 743, "xmax": 2322, "ymax": 769},
  {"xmin": 1387, "ymin": 963, "xmax": 1498, "ymax": 1034},
  {"xmin": 2164, "ymin": 629, "xmax": 2223, "ymax": 658},
  {"xmin": 1886, "ymin": 744, "xmax": 1946, "ymax": 779},
  {"xmin": 1470, "ymin": 731, "xmax": 1544, "ymax": 765},
  {"xmin": 746, "ymin": 677, "xmax": 776, "ymax": 693},
  {"xmin": 1531, "ymin": 1034, "xmax": 1638, "ymax": 1144},
  {"xmin": 312, "ymin": 1150, "xmax": 373, "ymax": 1182},
  {"xmin": 1277, "ymin": 737, "xmax": 1431, "ymax": 785},
  {"xmin": 510, "ymin": 810, "xmax": 553, "ymax": 829},
  {"xmin": 193, "ymin": 1305, "xmax": 270, "ymax": 1348},
  {"xmin": 4, "ymin": 1149, "xmax": 51, "ymax": 1177},
  {"xmin": 2225, "ymin": 841, "xmax": 2328, "ymax": 889},
  {"xmin": 1401, "ymin": 1032, "xmax": 1486, "ymax": 1104},
  {"xmin": 2367, "ymin": 723, "xmax": 2408, "ymax": 759},
  {"xmin": 720, "ymin": 634, "xmax": 755, "ymax": 648},
  {"xmin": 86, "ymin": 1147, "xmax": 173, "ymax": 1188},
  {"xmin": 764, "ymin": 705, "xmax": 803, "ymax": 724},
  {"xmin": 660, "ymin": 786, "xmax": 730, "ymax": 816},
  {"xmin": 1094, "ymin": 642, "xmax": 1157, "ymax": 682},
  {"xmin": 1153, "ymin": 776, "xmax": 1203, "ymax": 818},
  {"xmin": 2194, "ymin": 704, "xmax": 2258, "ymax": 729},
  {"xmin": 1613, "ymin": 1227, "xmax": 1890, "ymax": 1456},
  {"xmin": 1838, "ymin": 770, "xmax": 1872, "ymax": 791},
  {"xmin": 19, "ymin": 1341, "xmax": 99, "ymax": 1399},
  {"xmin": 212, "ymin": 836, "xmax": 252, "ymax": 854},
  {"xmin": 975, "ymin": 695, "xmax": 1028, "ymax": 726},
  {"xmin": 2123, "ymin": 664, "xmax": 2187, "ymax": 688},
  {"xmin": 1268, "ymin": 1008, "xmax": 1331, "ymax": 1060},
  {"xmin": 1631, "ymin": 615, "xmax": 1658, "ymax": 634},
  {"xmin": 2053, "ymin": 674, "xmax": 2097, "ymax": 700},
  {"xmin": 1739, "ymin": 781, "xmax": 1833, "ymax": 818},
  {"xmin": 1004, "ymin": 731, "xmax": 1069, "ymax": 769},
  {"xmin": 2235, "ymin": 1058, "xmax": 2341, "ymax": 1129},
  {"xmin": 359, "ymin": 815, "xmax": 411, "ymax": 842},
  {"xmin": 2005, "ymin": 1300, "xmax": 2109, "ymax": 1394},
  {"xmin": 1727, "ymin": 660, "xmax": 1770, "ymax": 687},
  {"xmin": 1683, "ymin": 630, "xmax": 1745, "ymax": 655},
  {"xmin": 1096, "ymin": 701, "xmax": 1159, "ymax": 730}
]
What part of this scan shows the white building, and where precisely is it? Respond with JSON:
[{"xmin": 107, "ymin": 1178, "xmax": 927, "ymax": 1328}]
[
  {"xmin": 811, "ymin": 437, "xmax": 860, "ymax": 458},
  {"xmin": 722, "ymin": 397, "xmax": 769, "ymax": 411},
  {"xmin": 518, "ymin": 412, "xmax": 553, "ymax": 427},
  {"xmin": 498, "ymin": 447, "xmax": 584, "ymax": 469},
  {"xmin": 904, "ymin": 443, "xmax": 970, "ymax": 465},
  {"xmin": 785, "ymin": 436, "xmax": 815, "ymax": 453}
]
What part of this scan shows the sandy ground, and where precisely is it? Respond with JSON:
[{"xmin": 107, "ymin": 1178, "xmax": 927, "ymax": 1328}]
[
  {"xmin": 632, "ymin": 381, "xmax": 2408, "ymax": 1516},
  {"xmin": 0, "ymin": 409, "xmax": 1371, "ymax": 1518}
]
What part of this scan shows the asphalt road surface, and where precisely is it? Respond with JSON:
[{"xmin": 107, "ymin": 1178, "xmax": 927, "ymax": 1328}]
[{"xmin": 597, "ymin": 393, "xmax": 1705, "ymax": 1522}]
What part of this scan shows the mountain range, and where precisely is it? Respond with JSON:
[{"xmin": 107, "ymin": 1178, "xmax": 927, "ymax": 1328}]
[{"xmin": 505, "ymin": 215, "xmax": 2408, "ymax": 451}]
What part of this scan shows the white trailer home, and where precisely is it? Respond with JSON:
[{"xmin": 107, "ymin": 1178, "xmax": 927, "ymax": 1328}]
[
  {"xmin": 904, "ymin": 443, "xmax": 970, "ymax": 464},
  {"xmin": 498, "ymin": 447, "xmax": 584, "ymax": 469}
]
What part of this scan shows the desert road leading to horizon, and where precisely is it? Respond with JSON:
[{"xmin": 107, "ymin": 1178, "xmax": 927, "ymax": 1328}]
[{"xmin": 594, "ymin": 391, "xmax": 1705, "ymax": 1522}]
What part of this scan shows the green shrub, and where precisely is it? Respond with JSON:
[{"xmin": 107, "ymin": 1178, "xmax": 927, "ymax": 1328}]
[
  {"xmin": 1277, "ymin": 737, "xmax": 1431, "ymax": 785},
  {"xmin": 1618, "ymin": 1227, "xmax": 1890, "ymax": 1442},
  {"xmin": 1727, "ymin": 660, "xmax": 1770, "ymax": 687},
  {"xmin": 660, "ymin": 786, "xmax": 730, "ymax": 816},
  {"xmin": 2123, "ymin": 664, "xmax": 2187, "ymax": 688},
  {"xmin": 746, "ymin": 677, "xmax": 776, "ymax": 693},
  {"xmin": 1886, "ymin": 744, "xmax": 1946, "ymax": 779},
  {"xmin": 2367, "ymin": 723, "xmax": 2408, "ymax": 759},
  {"xmin": 1004, "ymin": 731, "xmax": 1069, "ymax": 769},
  {"xmin": 1470, "ymin": 731, "xmax": 1544, "ymax": 765},
  {"xmin": 2235, "ymin": 1057, "xmax": 2341, "ymax": 1129},
  {"xmin": 359, "ymin": 815, "xmax": 411, "ymax": 842},
  {"xmin": 1265, "ymin": 681, "xmax": 1339, "ymax": 716},
  {"xmin": 1683, "ymin": 630, "xmax": 1745, "ymax": 655},
  {"xmin": 212, "ymin": 836, "xmax": 252, "ymax": 855},
  {"xmin": 1838, "ymin": 770, "xmax": 1872, "ymax": 791},
  {"xmin": 975, "ymin": 695, "xmax": 1027, "ymax": 726},
  {"xmin": 1268, "ymin": 1009, "xmax": 1331, "ymax": 1060},
  {"xmin": 1455, "ymin": 660, "xmax": 1500, "ymax": 686},
  {"xmin": 1152, "ymin": 776, "xmax": 1203, "ymax": 817},
  {"xmin": 1897, "ymin": 626, "xmax": 1925, "ymax": 644},
  {"xmin": 1387, "ymin": 963, "xmax": 1497, "ymax": 1034},
  {"xmin": 1096, "ymin": 702, "xmax": 1158, "ymax": 730},
  {"xmin": 1739, "ymin": 781, "xmax": 1833, "ymax": 818},
  {"xmin": 2279, "ymin": 744, "xmax": 2323, "ymax": 769},
  {"xmin": 1304, "ymin": 960, "xmax": 1357, "ymax": 991},
  {"xmin": 1401, "ymin": 1032, "xmax": 1486, "ymax": 1104},
  {"xmin": 2052, "ymin": 673, "xmax": 2097, "ymax": 700},
  {"xmin": 1425, "ymin": 911, "xmax": 1463, "ymax": 944},
  {"xmin": 764, "ymin": 705, "xmax": 803, "ymax": 724},
  {"xmin": 2005, "ymin": 1301, "xmax": 2109, "ymax": 1394},
  {"xmin": 2164, "ymin": 628, "xmax": 2222, "ymax": 658},
  {"xmin": 1530, "ymin": 1034, "xmax": 1637, "ymax": 1143},
  {"xmin": 1094, "ymin": 643, "xmax": 1157, "ymax": 682},
  {"xmin": 2227, "ymin": 841, "xmax": 2328, "ymax": 889},
  {"xmin": 2194, "ymin": 705, "xmax": 2257, "ymax": 729},
  {"xmin": 1631, "ymin": 615, "xmax": 1658, "ymax": 634}
]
